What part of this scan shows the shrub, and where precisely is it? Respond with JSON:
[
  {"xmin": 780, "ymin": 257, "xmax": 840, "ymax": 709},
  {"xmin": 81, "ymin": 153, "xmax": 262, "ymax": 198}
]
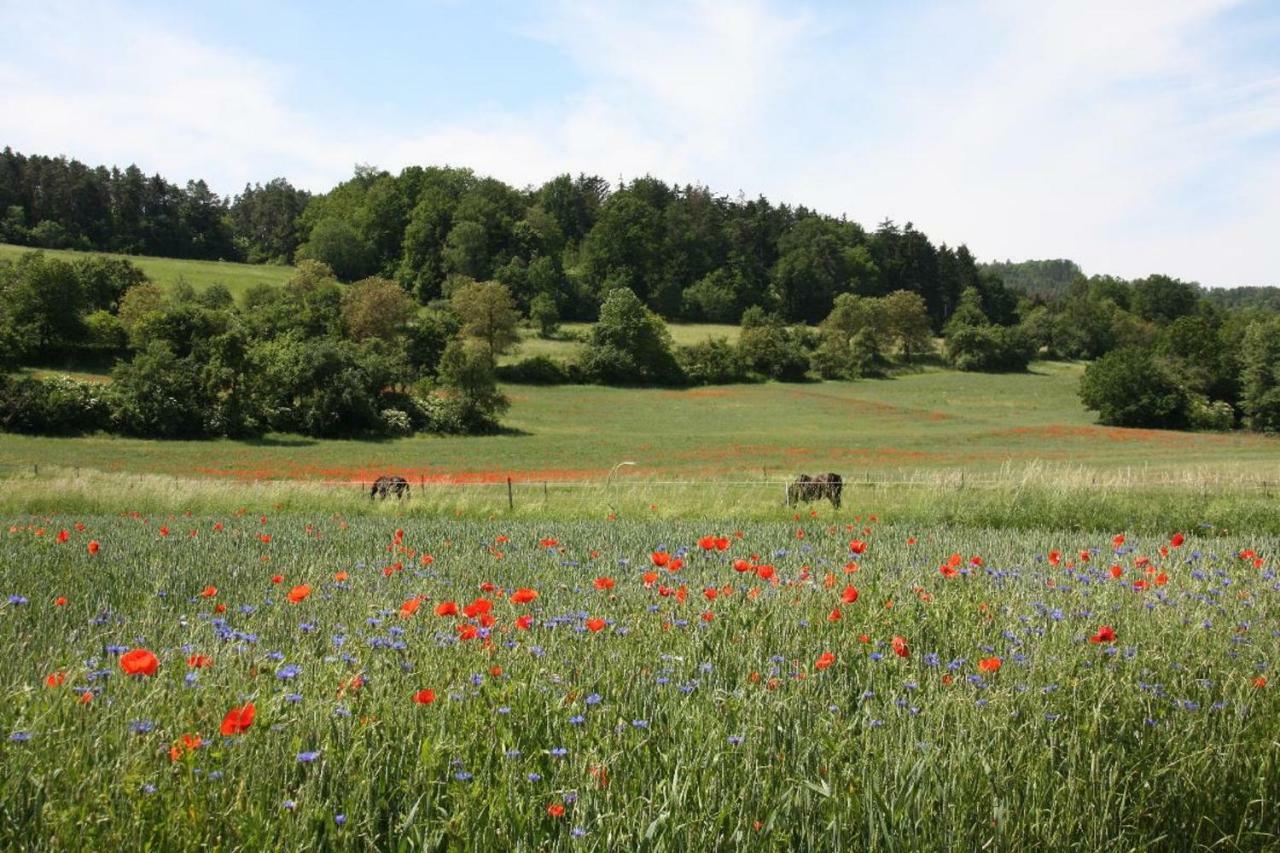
[
  {"xmin": 945, "ymin": 325, "xmax": 1036, "ymax": 372},
  {"xmin": 0, "ymin": 374, "xmax": 109, "ymax": 435},
  {"xmin": 495, "ymin": 356, "xmax": 574, "ymax": 385},
  {"xmin": 380, "ymin": 408, "xmax": 414, "ymax": 437},
  {"xmin": 1079, "ymin": 347, "xmax": 1190, "ymax": 428},
  {"xmin": 676, "ymin": 338, "xmax": 750, "ymax": 385},
  {"xmin": 580, "ymin": 288, "xmax": 684, "ymax": 385},
  {"xmin": 738, "ymin": 308, "xmax": 810, "ymax": 381}
]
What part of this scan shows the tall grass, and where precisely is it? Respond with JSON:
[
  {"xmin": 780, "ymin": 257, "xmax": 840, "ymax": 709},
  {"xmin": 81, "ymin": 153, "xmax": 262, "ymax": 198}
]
[
  {"xmin": 4, "ymin": 465, "xmax": 1280, "ymax": 532},
  {"xmin": 1, "ymin": 515, "xmax": 1277, "ymax": 848}
]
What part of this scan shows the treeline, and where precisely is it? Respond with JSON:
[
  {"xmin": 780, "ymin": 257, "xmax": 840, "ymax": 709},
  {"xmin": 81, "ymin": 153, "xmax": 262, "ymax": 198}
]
[
  {"xmin": 2, "ymin": 148, "xmax": 1020, "ymax": 330},
  {"xmin": 1011, "ymin": 273, "xmax": 1280, "ymax": 432}
]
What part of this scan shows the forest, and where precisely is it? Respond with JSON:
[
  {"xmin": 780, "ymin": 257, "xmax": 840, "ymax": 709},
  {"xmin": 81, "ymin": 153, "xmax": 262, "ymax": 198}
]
[{"xmin": 3, "ymin": 147, "xmax": 1280, "ymax": 440}]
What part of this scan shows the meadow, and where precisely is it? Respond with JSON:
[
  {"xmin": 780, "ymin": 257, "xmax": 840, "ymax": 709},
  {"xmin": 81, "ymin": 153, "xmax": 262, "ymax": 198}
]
[
  {"xmin": 2, "ymin": 515, "xmax": 1278, "ymax": 849},
  {"xmin": 0, "ymin": 242, "xmax": 294, "ymax": 297}
]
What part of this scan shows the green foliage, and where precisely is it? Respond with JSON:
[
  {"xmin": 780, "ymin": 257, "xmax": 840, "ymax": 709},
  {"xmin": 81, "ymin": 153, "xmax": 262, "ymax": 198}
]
[
  {"xmin": 737, "ymin": 307, "xmax": 811, "ymax": 381},
  {"xmin": 245, "ymin": 336, "xmax": 386, "ymax": 437},
  {"xmin": 341, "ymin": 276, "xmax": 417, "ymax": 342},
  {"xmin": 494, "ymin": 355, "xmax": 575, "ymax": 385},
  {"xmin": 1130, "ymin": 274, "xmax": 1201, "ymax": 324},
  {"xmin": 450, "ymin": 281, "xmax": 520, "ymax": 356},
  {"xmin": 296, "ymin": 218, "xmax": 373, "ymax": 282},
  {"xmin": 979, "ymin": 258, "xmax": 1082, "ymax": 299},
  {"xmin": 1239, "ymin": 319, "xmax": 1280, "ymax": 432},
  {"xmin": 580, "ymin": 288, "xmax": 684, "ymax": 385},
  {"xmin": 437, "ymin": 338, "xmax": 510, "ymax": 431},
  {"xmin": 529, "ymin": 292, "xmax": 560, "ymax": 339},
  {"xmin": 1079, "ymin": 347, "xmax": 1190, "ymax": 428},
  {"xmin": 676, "ymin": 337, "xmax": 750, "ymax": 385},
  {"xmin": 945, "ymin": 324, "xmax": 1036, "ymax": 372},
  {"xmin": 107, "ymin": 343, "xmax": 210, "ymax": 438},
  {"xmin": 0, "ymin": 373, "xmax": 108, "ymax": 434}
]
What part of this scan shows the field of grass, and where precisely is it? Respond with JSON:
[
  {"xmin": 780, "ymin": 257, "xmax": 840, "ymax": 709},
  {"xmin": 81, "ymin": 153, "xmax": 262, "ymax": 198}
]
[
  {"xmin": 4, "ymin": 363, "xmax": 1278, "ymax": 488},
  {"xmin": 501, "ymin": 322, "xmax": 743, "ymax": 366},
  {"xmin": 0, "ymin": 242, "xmax": 294, "ymax": 297},
  {"xmin": 2, "ymin": 516, "xmax": 1278, "ymax": 848}
]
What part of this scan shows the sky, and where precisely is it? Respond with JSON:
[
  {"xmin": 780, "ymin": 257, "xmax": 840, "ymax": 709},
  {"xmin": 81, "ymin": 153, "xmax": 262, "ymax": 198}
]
[{"xmin": 1, "ymin": 0, "xmax": 1278, "ymax": 286}]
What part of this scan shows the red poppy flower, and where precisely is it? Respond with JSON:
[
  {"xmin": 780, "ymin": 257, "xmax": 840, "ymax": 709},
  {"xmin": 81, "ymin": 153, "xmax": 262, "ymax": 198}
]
[
  {"xmin": 814, "ymin": 651, "xmax": 836, "ymax": 670},
  {"xmin": 1254, "ymin": 676, "xmax": 1268, "ymax": 689},
  {"xmin": 978, "ymin": 657, "xmax": 1002, "ymax": 673},
  {"xmin": 939, "ymin": 564, "xmax": 958, "ymax": 578},
  {"xmin": 272, "ymin": 574, "xmax": 284, "ymax": 584},
  {"xmin": 54, "ymin": 596, "xmax": 67, "ymax": 607},
  {"xmin": 732, "ymin": 559, "xmax": 751, "ymax": 573},
  {"xmin": 56, "ymin": 529, "xmax": 69, "ymax": 543},
  {"xmin": 642, "ymin": 571, "xmax": 659, "ymax": 587},
  {"xmin": 1109, "ymin": 565, "xmax": 1123, "ymax": 579},
  {"xmin": 840, "ymin": 585, "xmax": 859, "ymax": 604},
  {"xmin": 287, "ymin": 584, "xmax": 312, "ymax": 604},
  {"xmin": 593, "ymin": 577, "xmax": 615, "ymax": 590},
  {"xmin": 213, "ymin": 603, "xmax": 227, "ymax": 614},
  {"xmin": 213, "ymin": 522, "xmax": 223, "ymax": 532},
  {"xmin": 399, "ymin": 597, "xmax": 422, "ymax": 618},
  {"xmin": 510, "ymin": 588, "xmax": 538, "ymax": 604},
  {"xmin": 703, "ymin": 587, "xmax": 718, "ymax": 601},
  {"xmin": 420, "ymin": 554, "xmax": 434, "ymax": 566},
  {"xmin": 1090, "ymin": 625, "xmax": 1116, "ymax": 644},
  {"xmin": 1112, "ymin": 534, "xmax": 1125, "ymax": 547},
  {"xmin": 849, "ymin": 540, "xmax": 867, "ymax": 554},
  {"xmin": 220, "ymin": 702, "xmax": 255, "ymax": 736},
  {"xmin": 1171, "ymin": 533, "xmax": 1185, "ymax": 547},
  {"xmin": 413, "ymin": 688, "xmax": 436, "ymax": 704},
  {"xmin": 585, "ymin": 617, "xmax": 606, "ymax": 632},
  {"xmin": 435, "ymin": 601, "xmax": 458, "ymax": 617},
  {"xmin": 45, "ymin": 672, "xmax": 66, "ymax": 687},
  {"xmin": 891, "ymin": 636, "xmax": 910, "ymax": 658},
  {"xmin": 87, "ymin": 540, "xmax": 100, "ymax": 555},
  {"xmin": 186, "ymin": 654, "xmax": 213, "ymax": 668},
  {"xmin": 650, "ymin": 552, "xmax": 669, "ymax": 567},
  {"xmin": 200, "ymin": 586, "xmax": 217, "ymax": 598},
  {"xmin": 667, "ymin": 557, "xmax": 684, "ymax": 572},
  {"xmin": 539, "ymin": 537, "xmax": 559, "ymax": 548},
  {"xmin": 701, "ymin": 611, "xmax": 714, "ymax": 622},
  {"xmin": 827, "ymin": 608, "xmax": 842, "ymax": 622},
  {"xmin": 698, "ymin": 535, "xmax": 716, "ymax": 551},
  {"xmin": 515, "ymin": 615, "xmax": 533, "ymax": 630},
  {"xmin": 120, "ymin": 649, "xmax": 158, "ymax": 677},
  {"xmin": 463, "ymin": 597, "xmax": 493, "ymax": 618},
  {"xmin": 1048, "ymin": 550, "xmax": 1061, "ymax": 565},
  {"xmin": 547, "ymin": 803, "xmax": 565, "ymax": 818},
  {"xmin": 457, "ymin": 624, "xmax": 478, "ymax": 640},
  {"xmin": 756, "ymin": 565, "xmax": 776, "ymax": 581},
  {"xmin": 478, "ymin": 612, "xmax": 496, "ymax": 628}
]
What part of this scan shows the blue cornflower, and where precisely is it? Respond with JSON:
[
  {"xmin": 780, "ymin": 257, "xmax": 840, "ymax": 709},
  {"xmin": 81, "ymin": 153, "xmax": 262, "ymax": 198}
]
[
  {"xmin": 727, "ymin": 735, "xmax": 744, "ymax": 746},
  {"xmin": 334, "ymin": 814, "xmax": 347, "ymax": 826},
  {"xmin": 285, "ymin": 693, "xmax": 303, "ymax": 703},
  {"xmin": 282, "ymin": 800, "xmax": 297, "ymax": 811},
  {"xmin": 9, "ymin": 731, "xmax": 31, "ymax": 742},
  {"xmin": 142, "ymin": 784, "xmax": 157, "ymax": 794},
  {"xmin": 276, "ymin": 664, "xmax": 302, "ymax": 680},
  {"xmin": 130, "ymin": 720, "xmax": 155, "ymax": 735},
  {"xmin": 7, "ymin": 595, "xmax": 28, "ymax": 606},
  {"xmin": 585, "ymin": 693, "xmax": 602, "ymax": 705},
  {"xmin": 505, "ymin": 749, "xmax": 522, "ymax": 759},
  {"xmin": 550, "ymin": 747, "xmax": 568, "ymax": 757},
  {"xmin": 632, "ymin": 719, "xmax": 649, "ymax": 729},
  {"xmin": 572, "ymin": 827, "xmax": 587, "ymax": 837},
  {"xmin": 297, "ymin": 751, "xmax": 321, "ymax": 763},
  {"xmin": 569, "ymin": 715, "xmax": 585, "ymax": 725},
  {"xmin": 454, "ymin": 771, "xmax": 473, "ymax": 782},
  {"xmin": 497, "ymin": 706, "xmax": 511, "ymax": 715},
  {"xmin": 527, "ymin": 772, "xmax": 542, "ymax": 782}
]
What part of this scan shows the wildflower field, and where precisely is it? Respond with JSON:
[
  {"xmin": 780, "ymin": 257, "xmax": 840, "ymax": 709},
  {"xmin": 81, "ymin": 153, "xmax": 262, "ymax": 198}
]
[{"xmin": 3, "ymin": 513, "xmax": 1279, "ymax": 850}]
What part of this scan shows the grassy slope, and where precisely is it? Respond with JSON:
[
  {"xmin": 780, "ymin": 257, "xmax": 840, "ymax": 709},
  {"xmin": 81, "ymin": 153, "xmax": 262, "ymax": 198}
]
[
  {"xmin": 4, "ymin": 361, "xmax": 1279, "ymax": 494},
  {"xmin": 0, "ymin": 242, "xmax": 294, "ymax": 296}
]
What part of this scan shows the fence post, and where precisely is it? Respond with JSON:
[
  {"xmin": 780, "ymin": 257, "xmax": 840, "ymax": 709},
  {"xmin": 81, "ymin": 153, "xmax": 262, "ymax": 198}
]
[
  {"xmin": 507, "ymin": 477, "xmax": 514, "ymax": 510},
  {"xmin": 543, "ymin": 481, "xmax": 548, "ymax": 500},
  {"xmin": 33, "ymin": 464, "xmax": 38, "ymax": 477}
]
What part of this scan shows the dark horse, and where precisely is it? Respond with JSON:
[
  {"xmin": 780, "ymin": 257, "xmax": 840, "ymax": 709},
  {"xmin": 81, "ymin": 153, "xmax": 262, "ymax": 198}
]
[
  {"xmin": 787, "ymin": 473, "xmax": 843, "ymax": 509},
  {"xmin": 371, "ymin": 475, "xmax": 411, "ymax": 500}
]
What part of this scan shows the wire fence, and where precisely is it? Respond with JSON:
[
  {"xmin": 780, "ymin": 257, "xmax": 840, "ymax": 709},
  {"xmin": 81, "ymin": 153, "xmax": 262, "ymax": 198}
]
[{"xmin": 4, "ymin": 462, "xmax": 1280, "ymax": 510}]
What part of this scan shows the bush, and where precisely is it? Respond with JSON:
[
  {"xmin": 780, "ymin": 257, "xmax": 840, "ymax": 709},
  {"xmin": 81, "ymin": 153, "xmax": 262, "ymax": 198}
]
[
  {"xmin": 738, "ymin": 309, "xmax": 810, "ymax": 381},
  {"xmin": 1079, "ymin": 347, "xmax": 1190, "ymax": 428},
  {"xmin": 0, "ymin": 374, "xmax": 109, "ymax": 435},
  {"xmin": 496, "ymin": 356, "xmax": 574, "ymax": 385},
  {"xmin": 945, "ymin": 325, "xmax": 1036, "ymax": 372},
  {"xmin": 107, "ymin": 343, "xmax": 210, "ymax": 438},
  {"xmin": 1187, "ymin": 397, "xmax": 1235, "ymax": 431},
  {"xmin": 580, "ymin": 288, "xmax": 684, "ymax": 386},
  {"xmin": 676, "ymin": 338, "xmax": 750, "ymax": 385},
  {"xmin": 380, "ymin": 408, "xmax": 414, "ymax": 437}
]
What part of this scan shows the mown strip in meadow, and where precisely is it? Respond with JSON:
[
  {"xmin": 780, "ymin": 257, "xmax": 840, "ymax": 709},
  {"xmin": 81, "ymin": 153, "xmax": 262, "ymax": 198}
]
[{"xmin": 1, "ymin": 516, "xmax": 1278, "ymax": 849}]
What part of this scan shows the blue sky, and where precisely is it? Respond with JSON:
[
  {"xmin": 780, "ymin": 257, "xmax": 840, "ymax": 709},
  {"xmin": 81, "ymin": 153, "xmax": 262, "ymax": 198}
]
[{"xmin": 2, "ymin": 0, "xmax": 1278, "ymax": 286}]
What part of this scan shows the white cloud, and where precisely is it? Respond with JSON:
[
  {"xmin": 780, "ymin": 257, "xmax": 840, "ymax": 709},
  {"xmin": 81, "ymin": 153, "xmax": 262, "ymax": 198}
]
[{"xmin": 0, "ymin": 0, "xmax": 1276, "ymax": 285}]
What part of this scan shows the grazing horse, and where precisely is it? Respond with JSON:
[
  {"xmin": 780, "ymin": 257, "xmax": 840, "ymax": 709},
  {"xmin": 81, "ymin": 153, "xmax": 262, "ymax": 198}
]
[
  {"xmin": 370, "ymin": 475, "xmax": 411, "ymax": 500},
  {"xmin": 787, "ymin": 472, "xmax": 842, "ymax": 509}
]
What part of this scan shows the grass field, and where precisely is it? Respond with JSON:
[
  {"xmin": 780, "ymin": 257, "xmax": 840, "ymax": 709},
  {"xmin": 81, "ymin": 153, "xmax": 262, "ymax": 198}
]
[
  {"xmin": 2, "ymin": 516, "xmax": 1278, "ymax": 849},
  {"xmin": 0, "ymin": 242, "xmax": 294, "ymax": 297}
]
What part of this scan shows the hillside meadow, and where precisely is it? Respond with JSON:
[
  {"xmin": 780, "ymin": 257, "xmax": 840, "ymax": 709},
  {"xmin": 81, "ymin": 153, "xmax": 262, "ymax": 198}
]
[{"xmin": 0, "ymin": 242, "xmax": 294, "ymax": 297}]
